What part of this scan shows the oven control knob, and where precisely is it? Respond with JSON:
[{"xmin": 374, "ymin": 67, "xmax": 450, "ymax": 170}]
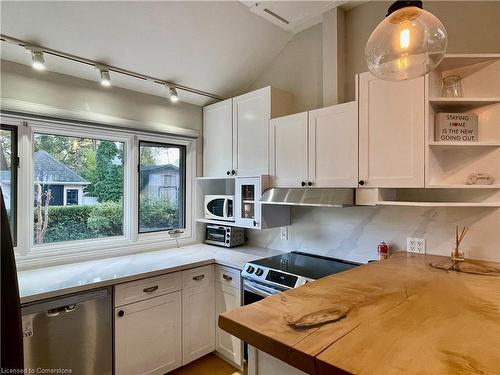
[
  {"xmin": 255, "ymin": 268, "xmax": 264, "ymax": 276},
  {"xmin": 246, "ymin": 265, "xmax": 255, "ymax": 274}
]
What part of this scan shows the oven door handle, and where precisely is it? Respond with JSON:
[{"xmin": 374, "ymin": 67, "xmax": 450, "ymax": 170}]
[{"xmin": 243, "ymin": 280, "xmax": 279, "ymax": 298}]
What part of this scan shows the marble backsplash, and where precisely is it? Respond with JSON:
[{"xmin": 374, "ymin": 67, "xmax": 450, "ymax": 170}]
[{"xmin": 247, "ymin": 206, "xmax": 500, "ymax": 264}]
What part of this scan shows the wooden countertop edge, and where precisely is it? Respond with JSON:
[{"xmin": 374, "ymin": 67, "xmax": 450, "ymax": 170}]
[{"xmin": 218, "ymin": 315, "xmax": 318, "ymax": 375}]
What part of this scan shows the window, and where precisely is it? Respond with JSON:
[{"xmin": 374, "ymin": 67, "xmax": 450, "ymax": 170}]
[
  {"xmin": 0, "ymin": 125, "xmax": 18, "ymax": 244},
  {"xmin": 139, "ymin": 141, "xmax": 186, "ymax": 233},
  {"xmin": 33, "ymin": 133, "xmax": 124, "ymax": 244},
  {"xmin": 66, "ymin": 189, "xmax": 78, "ymax": 205}
]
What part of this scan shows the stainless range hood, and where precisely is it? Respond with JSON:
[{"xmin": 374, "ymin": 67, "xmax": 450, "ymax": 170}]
[{"xmin": 260, "ymin": 188, "xmax": 354, "ymax": 208}]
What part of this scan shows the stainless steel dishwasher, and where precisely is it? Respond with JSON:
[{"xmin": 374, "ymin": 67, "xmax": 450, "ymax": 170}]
[{"xmin": 21, "ymin": 287, "xmax": 112, "ymax": 375}]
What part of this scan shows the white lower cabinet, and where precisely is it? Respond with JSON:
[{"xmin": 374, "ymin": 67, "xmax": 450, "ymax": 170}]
[
  {"xmin": 215, "ymin": 266, "xmax": 242, "ymax": 367},
  {"xmin": 115, "ymin": 291, "xmax": 182, "ymax": 375},
  {"xmin": 182, "ymin": 265, "xmax": 216, "ymax": 365}
]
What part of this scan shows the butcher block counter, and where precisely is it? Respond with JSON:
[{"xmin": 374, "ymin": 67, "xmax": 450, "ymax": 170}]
[{"xmin": 219, "ymin": 253, "xmax": 500, "ymax": 375}]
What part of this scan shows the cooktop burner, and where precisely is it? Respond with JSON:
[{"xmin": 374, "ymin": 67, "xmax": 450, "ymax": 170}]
[
  {"xmin": 251, "ymin": 251, "xmax": 359, "ymax": 280},
  {"xmin": 242, "ymin": 251, "xmax": 360, "ymax": 290}
]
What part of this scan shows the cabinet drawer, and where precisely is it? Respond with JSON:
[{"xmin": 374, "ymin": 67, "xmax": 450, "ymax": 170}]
[
  {"xmin": 115, "ymin": 272, "xmax": 182, "ymax": 307},
  {"xmin": 215, "ymin": 265, "xmax": 241, "ymax": 289},
  {"xmin": 182, "ymin": 265, "xmax": 214, "ymax": 290}
]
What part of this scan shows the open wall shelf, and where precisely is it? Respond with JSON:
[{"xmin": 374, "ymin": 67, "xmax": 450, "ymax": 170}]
[
  {"xmin": 360, "ymin": 188, "xmax": 500, "ymax": 207},
  {"xmin": 425, "ymin": 54, "xmax": 500, "ymax": 198}
]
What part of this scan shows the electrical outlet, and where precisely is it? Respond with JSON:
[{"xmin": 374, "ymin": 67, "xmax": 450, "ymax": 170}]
[
  {"xmin": 280, "ymin": 226, "xmax": 289, "ymax": 240},
  {"xmin": 407, "ymin": 237, "xmax": 426, "ymax": 254}
]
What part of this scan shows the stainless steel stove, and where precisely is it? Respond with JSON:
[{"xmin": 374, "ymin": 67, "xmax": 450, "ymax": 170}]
[{"xmin": 241, "ymin": 251, "xmax": 359, "ymax": 300}]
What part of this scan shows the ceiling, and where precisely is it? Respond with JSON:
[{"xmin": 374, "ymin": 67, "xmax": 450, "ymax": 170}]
[
  {"xmin": 241, "ymin": 1, "xmax": 350, "ymax": 34},
  {"xmin": 0, "ymin": 1, "xmax": 346, "ymax": 106}
]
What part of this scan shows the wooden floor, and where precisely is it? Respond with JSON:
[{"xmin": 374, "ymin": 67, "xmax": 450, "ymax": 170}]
[{"xmin": 168, "ymin": 354, "xmax": 243, "ymax": 375}]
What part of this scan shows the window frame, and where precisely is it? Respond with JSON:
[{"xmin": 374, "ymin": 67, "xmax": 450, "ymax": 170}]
[
  {"xmin": 65, "ymin": 188, "xmax": 79, "ymax": 206},
  {"xmin": 138, "ymin": 140, "xmax": 187, "ymax": 234},
  {"xmin": 0, "ymin": 115, "xmax": 196, "ymax": 268},
  {"xmin": 0, "ymin": 123, "xmax": 18, "ymax": 246}
]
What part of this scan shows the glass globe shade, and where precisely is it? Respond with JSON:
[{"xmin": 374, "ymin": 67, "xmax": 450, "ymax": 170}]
[{"xmin": 365, "ymin": 6, "xmax": 448, "ymax": 81}]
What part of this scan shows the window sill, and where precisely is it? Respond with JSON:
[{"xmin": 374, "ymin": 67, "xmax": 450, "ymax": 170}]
[{"xmin": 15, "ymin": 233, "xmax": 196, "ymax": 271}]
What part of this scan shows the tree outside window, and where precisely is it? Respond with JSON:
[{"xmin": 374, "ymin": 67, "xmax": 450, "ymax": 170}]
[{"xmin": 33, "ymin": 133, "xmax": 124, "ymax": 244}]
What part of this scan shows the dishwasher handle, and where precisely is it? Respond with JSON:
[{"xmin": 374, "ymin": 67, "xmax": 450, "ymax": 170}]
[
  {"xmin": 46, "ymin": 304, "xmax": 77, "ymax": 317},
  {"xmin": 22, "ymin": 288, "xmax": 110, "ymax": 316}
]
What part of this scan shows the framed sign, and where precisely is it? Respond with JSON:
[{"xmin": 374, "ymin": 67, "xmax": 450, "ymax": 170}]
[{"xmin": 435, "ymin": 113, "xmax": 478, "ymax": 142}]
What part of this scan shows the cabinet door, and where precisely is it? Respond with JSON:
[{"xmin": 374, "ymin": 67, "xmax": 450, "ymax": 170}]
[
  {"xmin": 270, "ymin": 112, "xmax": 309, "ymax": 187},
  {"xmin": 233, "ymin": 87, "xmax": 271, "ymax": 176},
  {"xmin": 182, "ymin": 284, "xmax": 215, "ymax": 365},
  {"xmin": 234, "ymin": 177, "xmax": 262, "ymax": 229},
  {"xmin": 215, "ymin": 282, "xmax": 242, "ymax": 367},
  {"xmin": 308, "ymin": 102, "xmax": 358, "ymax": 187},
  {"xmin": 359, "ymin": 72, "xmax": 425, "ymax": 187},
  {"xmin": 203, "ymin": 99, "xmax": 233, "ymax": 177},
  {"xmin": 115, "ymin": 292, "xmax": 182, "ymax": 375}
]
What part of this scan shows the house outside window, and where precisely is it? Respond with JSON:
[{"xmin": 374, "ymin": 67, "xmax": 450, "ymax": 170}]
[{"xmin": 139, "ymin": 142, "xmax": 186, "ymax": 233}]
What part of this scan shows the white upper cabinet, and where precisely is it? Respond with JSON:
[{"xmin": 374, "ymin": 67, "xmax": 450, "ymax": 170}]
[
  {"xmin": 270, "ymin": 102, "xmax": 358, "ymax": 188},
  {"xmin": 233, "ymin": 87, "xmax": 271, "ymax": 177},
  {"xmin": 270, "ymin": 112, "xmax": 309, "ymax": 187},
  {"xmin": 203, "ymin": 86, "xmax": 293, "ymax": 178},
  {"xmin": 359, "ymin": 72, "xmax": 425, "ymax": 188},
  {"xmin": 203, "ymin": 99, "xmax": 233, "ymax": 177},
  {"xmin": 308, "ymin": 102, "xmax": 359, "ymax": 187}
]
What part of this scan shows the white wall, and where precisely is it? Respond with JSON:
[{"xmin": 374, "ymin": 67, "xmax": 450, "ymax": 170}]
[
  {"xmin": 248, "ymin": 24, "xmax": 323, "ymax": 113},
  {"xmin": 248, "ymin": 1, "xmax": 500, "ymax": 263}
]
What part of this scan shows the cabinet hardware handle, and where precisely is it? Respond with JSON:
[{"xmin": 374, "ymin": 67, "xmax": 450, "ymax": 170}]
[
  {"xmin": 231, "ymin": 170, "xmax": 236, "ymax": 176},
  {"xmin": 143, "ymin": 285, "xmax": 159, "ymax": 293},
  {"xmin": 226, "ymin": 171, "xmax": 230, "ymax": 175},
  {"xmin": 193, "ymin": 274, "xmax": 205, "ymax": 281},
  {"xmin": 301, "ymin": 181, "xmax": 306, "ymax": 187},
  {"xmin": 359, "ymin": 180, "xmax": 365, "ymax": 186},
  {"xmin": 253, "ymin": 220, "xmax": 257, "ymax": 227},
  {"xmin": 222, "ymin": 274, "xmax": 233, "ymax": 281},
  {"xmin": 307, "ymin": 181, "xmax": 312, "ymax": 186},
  {"xmin": 118, "ymin": 310, "xmax": 125, "ymax": 317}
]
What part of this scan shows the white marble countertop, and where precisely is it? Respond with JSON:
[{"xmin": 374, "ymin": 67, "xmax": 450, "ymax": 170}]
[{"xmin": 17, "ymin": 244, "xmax": 282, "ymax": 304}]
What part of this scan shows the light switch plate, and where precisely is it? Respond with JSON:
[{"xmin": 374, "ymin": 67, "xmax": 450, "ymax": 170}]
[{"xmin": 407, "ymin": 237, "xmax": 426, "ymax": 254}]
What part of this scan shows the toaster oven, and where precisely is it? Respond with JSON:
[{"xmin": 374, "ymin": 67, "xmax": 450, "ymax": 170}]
[{"xmin": 205, "ymin": 225, "xmax": 244, "ymax": 248}]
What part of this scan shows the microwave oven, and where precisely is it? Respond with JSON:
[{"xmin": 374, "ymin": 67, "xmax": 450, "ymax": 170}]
[
  {"xmin": 205, "ymin": 225, "xmax": 244, "ymax": 248},
  {"xmin": 204, "ymin": 195, "xmax": 234, "ymax": 221}
]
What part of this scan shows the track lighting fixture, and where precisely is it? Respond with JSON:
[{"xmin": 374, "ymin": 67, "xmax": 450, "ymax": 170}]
[
  {"xmin": 3, "ymin": 34, "xmax": 223, "ymax": 101},
  {"xmin": 168, "ymin": 85, "xmax": 179, "ymax": 103},
  {"xmin": 97, "ymin": 66, "xmax": 111, "ymax": 87},
  {"xmin": 30, "ymin": 49, "xmax": 46, "ymax": 71}
]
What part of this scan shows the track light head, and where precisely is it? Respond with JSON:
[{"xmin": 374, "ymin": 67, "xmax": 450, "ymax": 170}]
[
  {"xmin": 167, "ymin": 84, "xmax": 179, "ymax": 103},
  {"xmin": 30, "ymin": 49, "xmax": 45, "ymax": 71},
  {"xmin": 97, "ymin": 66, "xmax": 111, "ymax": 87}
]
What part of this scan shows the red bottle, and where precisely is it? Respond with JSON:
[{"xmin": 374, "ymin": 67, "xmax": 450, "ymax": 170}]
[{"xmin": 378, "ymin": 241, "xmax": 389, "ymax": 260}]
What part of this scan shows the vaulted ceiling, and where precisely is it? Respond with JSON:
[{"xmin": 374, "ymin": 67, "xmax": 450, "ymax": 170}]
[{"xmin": 0, "ymin": 1, "xmax": 339, "ymax": 106}]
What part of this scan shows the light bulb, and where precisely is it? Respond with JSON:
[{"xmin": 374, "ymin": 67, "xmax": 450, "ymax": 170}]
[
  {"xmin": 31, "ymin": 50, "xmax": 46, "ymax": 71},
  {"xmin": 100, "ymin": 69, "xmax": 111, "ymax": 87},
  {"xmin": 169, "ymin": 86, "xmax": 179, "ymax": 102},
  {"xmin": 365, "ymin": 2, "xmax": 447, "ymax": 81}
]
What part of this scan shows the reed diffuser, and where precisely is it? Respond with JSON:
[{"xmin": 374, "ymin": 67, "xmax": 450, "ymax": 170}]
[{"xmin": 452, "ymin": 225, "xmax": 468, "ymax": 261}]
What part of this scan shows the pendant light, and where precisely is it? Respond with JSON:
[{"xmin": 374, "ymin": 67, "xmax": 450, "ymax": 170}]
[{"xmin": 365, "ymin": 0, "xmax": 448, "ymax": 81}]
